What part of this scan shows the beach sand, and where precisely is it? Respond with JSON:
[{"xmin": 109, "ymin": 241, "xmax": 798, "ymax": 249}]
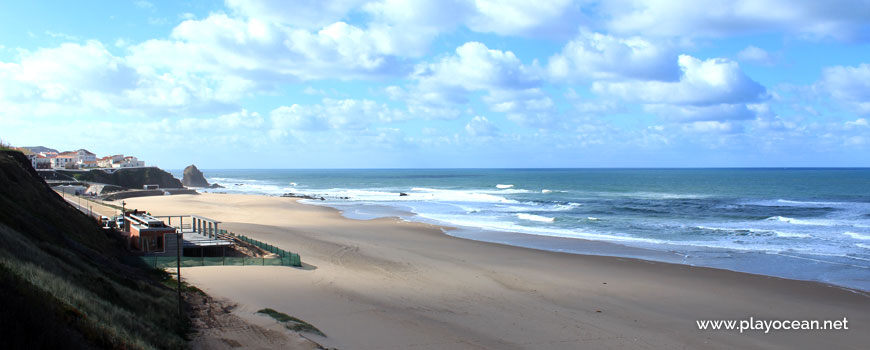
[{"xmin": 124, "ymin": 193, "xmax": 869, "ymax": 349}]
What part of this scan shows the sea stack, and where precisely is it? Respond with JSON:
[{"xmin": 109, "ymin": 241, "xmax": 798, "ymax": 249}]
[{"xmin": 182, "ymin": 164, "xmax": 210, "ymax": 187}]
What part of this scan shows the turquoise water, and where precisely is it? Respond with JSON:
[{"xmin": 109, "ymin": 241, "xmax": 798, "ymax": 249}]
[{"xmin": 169, "ymin": 168, "xmax": 870, "ymax": 290}]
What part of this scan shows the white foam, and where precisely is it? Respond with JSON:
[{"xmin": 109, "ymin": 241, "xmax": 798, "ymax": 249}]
[
  {"xmin": 289, "ymin": 182, "xmax": 298, "ymax": 186},
  {"xmin": 857, "ymin": 243, "xmax": 870, "ymax": 249},
  {"xmin": 516, "ymin": 213, "xmax": 555, "ymax": 222},
  {"xmin": 844, "ymin": 232, "xmax": 870, "ymax": 240},
  {"xmin": 764, "ymin": 216, "xmax": 836, "ymax": 226},
  {"xmin": 496, "ymin": 184, "xmax": 514, "ymax": 189},
  {"xmin": 541, "ymin": 189, "xmax": 553, "ymax": 194},
  {"xmin": 776, "ymin": 199, "xmax": 840, "ymax": 206},
  {"xmin": 694, "ymin": 226, "xmax": 810, "ymax": 238},
  {"xmin": 406, "ymin": 188, "xmax": 518, "ymax": 203},
  {"xmin": 587, "ymin": 217, "xmax": 600, "ymax": 221},
  {"xmin": 417, "ymin": 212, "xmax": 665, "ymax": 244},
  {"xmin": 775, "ymin": 231, "xmax": 811, "ymax": 238},
  {"xmin": 552, "ymin": 203, "xmax": 582, "ymax": 211},
  {"xmin": 597, "ymin": 191, "xmax": 709, "ymax": 199}
]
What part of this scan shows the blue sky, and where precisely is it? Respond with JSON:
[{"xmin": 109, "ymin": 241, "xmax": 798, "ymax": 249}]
[{"xmin": 1, "ymin": 0, "xmax": 869, "ymax": 168}]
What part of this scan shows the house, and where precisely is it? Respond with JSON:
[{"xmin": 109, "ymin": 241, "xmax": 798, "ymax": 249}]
[
  {"xmin": 124, "ymin": 213, "xmax": 178, "ymax": 253},
  {"xmin": 34, "ymin": 154, "xmax": 52, "ymax": 169},
  {"xmin": 50, "ymin": 152, "xmax": 77, "ymax": 169},
  {"xmin": 74, "ymin": 149, "xmax": 96, "ymax": 163},
  {"xmin": 112, "ymin": 156, "xmax": 145, "ymax": 168},
  {"xmin": 97, "ymin": 155, "xmax": 124, "ymax": 168},
  {"xmin": 77, "ymin": 160, "xmax": 99, "ymax": 168}
]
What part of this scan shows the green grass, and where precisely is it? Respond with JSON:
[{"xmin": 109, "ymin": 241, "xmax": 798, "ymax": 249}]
[
  {"xmin": 257, "ymin": 308, "xmax": 325, "ymax": 336},
  {"xmin": 0, "ymin": 139, "xmax": 16, "ymax": 151},
  {"xmin": 154, "ymin": 268, "xmax": 206, "ymax": 296}
]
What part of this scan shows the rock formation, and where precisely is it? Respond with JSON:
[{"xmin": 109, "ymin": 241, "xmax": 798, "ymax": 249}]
[{"xmin": 182, "ymin": 164, "xmax": 210, "ymax": 187}]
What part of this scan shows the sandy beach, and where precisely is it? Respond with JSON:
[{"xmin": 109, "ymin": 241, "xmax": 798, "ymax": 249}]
[{"xmin": 124, "ymin": 193, "xmax": 869, "ymax": 349}]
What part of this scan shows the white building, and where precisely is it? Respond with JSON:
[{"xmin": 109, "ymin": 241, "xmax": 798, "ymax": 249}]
[
  {"xmin": 112, "ymin": 156, "xmax": 145, "ymax": 168},
  {"xmin": 34, "ymin": 154, "xmax": 52, "ymax": 169},
  {"xmin": 74, "ymin": 149, "xmax": 96, "ymax": 163},
  {"xmin": 50, "ymin": 153, "xmax": 77, "ymax": 168},
  {"xmin": 97, "ymin": 155, "xmax": 124, "ymax": 168}
]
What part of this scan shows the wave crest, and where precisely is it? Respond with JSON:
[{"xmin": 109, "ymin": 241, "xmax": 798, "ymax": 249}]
[{"xmin": 516, "ymin": 213, "xmax": 555, "ymax": 222}]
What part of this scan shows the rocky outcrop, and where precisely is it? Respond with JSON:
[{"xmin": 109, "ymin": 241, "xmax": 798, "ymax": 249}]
[
  {"xmin": 182, "ymin": 164, "xmax": 211, "ymax": 187},
  {"xmin": 58, "ymin": 167, "xmax": 183, "ymax": 189}
]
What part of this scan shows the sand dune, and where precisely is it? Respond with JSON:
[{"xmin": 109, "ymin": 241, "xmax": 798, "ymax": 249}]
[{"xmin": 125, "ymin": 193, "xmax": 870, "ymax": 349}]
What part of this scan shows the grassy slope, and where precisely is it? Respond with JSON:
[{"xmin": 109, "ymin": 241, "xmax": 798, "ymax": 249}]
[{"xmin": 0, "ymin": 150, "xmax": 187, "ymax": 349}]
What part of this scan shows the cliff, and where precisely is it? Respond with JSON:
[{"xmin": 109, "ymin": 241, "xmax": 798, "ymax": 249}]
[
  {"xmin": 0, "ymin": 150, "xmax": 188, "ymax": 349},
  {"xmin": 59, "ymin": 167, "xmax": 183, "ymax": 189}
]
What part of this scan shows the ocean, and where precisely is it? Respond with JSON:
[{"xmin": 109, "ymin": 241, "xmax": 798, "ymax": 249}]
[{"xmin": 168, "ymin": 168, "xmax": 870, "ymax": 291}]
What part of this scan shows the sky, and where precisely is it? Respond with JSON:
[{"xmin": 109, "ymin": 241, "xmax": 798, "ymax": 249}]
[{"xmin": 0, "ymin": 0, "xmax": 868, "ymax": 169}]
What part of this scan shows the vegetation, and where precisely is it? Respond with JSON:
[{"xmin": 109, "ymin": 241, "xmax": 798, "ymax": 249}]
[
  {"xmin": 59, "ymin": 167, "xmax": 183, "ymax": 189},
  {"xmin": 0, "ymin": 138, "xmax": 14, "ymax": 151},
  {"xmin": 0, "ymin": 150, "xmax": 190, "ymax": 349},
  {"xmin": 257, "ymin": 308, "xmax": 325, "ymax": 336}
]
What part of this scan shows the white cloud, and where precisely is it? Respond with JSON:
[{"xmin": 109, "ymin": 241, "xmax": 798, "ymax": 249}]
[
  {"xmin": 483, "ymin": 88, "xmax": 557, "ymax": 127},
  {"xmin": 600, "ymin": 0, "xmax": 870, "ymax": 41},
  {"xmin": 0, "ymin": 40, "xmax": 238, "ymax": 117},
  {"xmin": 845, "ymin": 118, "xmax": 869, "ymax": 128},
  {"xmin": 737, "ymin": 45, "xmax": 773, "ymax": 65},
  {"xmin": 364, "ymin": 0, "xmax": 584, "ymax": 38},
  {"xmin": 817, "ymin": 63, "xmax": 870, "ymax": 114},
  {"xmin": 226, "ymin": 0, "xmax": 365, "ymax": 29},
  {"xmin": 127, "ymin": 13, "xmax": 418, "ymax": 85},
  {"xmin": 400, "ymin": 41, "xmax": 547, "ymax": 122},
  {"xmin": 592, "ymin": 55, "xmax": 766, "ymax": 106},
  {"xmin": 548, "ymin": 31, "xmax": 678, "ymax": 81},
  {"xmin": 466, "ymin": 0, "xmax": 581, "ymax": 37},
  {"xmin": 176, "ymin": 109, "xmax": 265, "ymax": 131},
  {"xmin": 270, "ymin": 98, "xmax": 406, "ymax": 135},
  {"xmin": 414, "ymin": 41, "xmax": 540, "ymax": 92},
  {"xmin": 643, "ymin": 103, "xmax": 755, "ymax": 122},
  {"xmin": 681, "ymin": 120, "xmax": 741, "ymax": 133},
  {"xmin": 465, "ymin": 116, "xmax": 499, "ymax": 136}
]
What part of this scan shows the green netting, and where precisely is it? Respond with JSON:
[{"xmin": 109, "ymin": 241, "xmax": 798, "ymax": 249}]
[
  {"xmin": 142, "ymin": 233, "xmax": 303, "ymax": 268},
  {"xmin": 203, "ymin": 257, "xmax": 225, "ymax": 266},
  {"xmin": 181, "ymin": 258, "xmax": 203, "ymax": 267},
  {"xmin": 224, "ymin": 257, "xmax": 245, "ymax": 266},
  {"xmin": 264, "ymin": 258, "xmax": 283, "ymax": 266}
]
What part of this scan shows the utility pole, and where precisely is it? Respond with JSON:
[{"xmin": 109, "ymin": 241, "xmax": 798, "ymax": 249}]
[{"xmin": 176, "ymin": 229, "xmax": 183, "ymax": 317}]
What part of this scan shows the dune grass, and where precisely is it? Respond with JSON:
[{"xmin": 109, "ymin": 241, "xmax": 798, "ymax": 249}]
[{"xmin": 257, "ymin": 308, "xmax": 325, "ymax": 336}]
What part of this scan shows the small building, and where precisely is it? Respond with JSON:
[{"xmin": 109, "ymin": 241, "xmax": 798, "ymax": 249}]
[
  {"xmin": 125, "ymin": 213, "xmax": 178, "ymax": 253},
  {"xmin": 74, "ymin": 149, "xmax": 96, "ymax": 163},
  {"xmin": 112, "ymin": 156, "xmax": 145, "ymax": 168},
  {"xmin": 34, "ymin": 154, "xmax": 52, "ymax": 169},
  {"xmin": 51, "ymin": 153, "xmax": 77, "ymax": 168}
]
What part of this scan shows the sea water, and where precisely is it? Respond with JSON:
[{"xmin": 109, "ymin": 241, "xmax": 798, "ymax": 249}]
[{"xmin": 169, "ymin": 168, "xmax": 870, "ymax": 291}]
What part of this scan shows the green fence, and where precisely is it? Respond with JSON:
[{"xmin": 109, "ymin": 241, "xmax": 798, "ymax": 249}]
[
  {"xmin": 141, "ymin": 255, "xmax": 295, "ymax": 268},
  {"xmin": 142, "ymin": 229, "xmax": 302, "ymax": 268},
  {"xmin": 233, "ymin": 232, "xmax": 301, "ymax": 267}
]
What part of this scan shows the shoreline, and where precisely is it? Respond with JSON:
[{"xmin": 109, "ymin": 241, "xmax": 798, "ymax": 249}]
[
  {"xmin": 290, "ymin": 195, "xmax": 870, "ymax": 292},
  {"xmin": 124, "ymin": 193, "xmax": 870, "ymax": 349}
]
